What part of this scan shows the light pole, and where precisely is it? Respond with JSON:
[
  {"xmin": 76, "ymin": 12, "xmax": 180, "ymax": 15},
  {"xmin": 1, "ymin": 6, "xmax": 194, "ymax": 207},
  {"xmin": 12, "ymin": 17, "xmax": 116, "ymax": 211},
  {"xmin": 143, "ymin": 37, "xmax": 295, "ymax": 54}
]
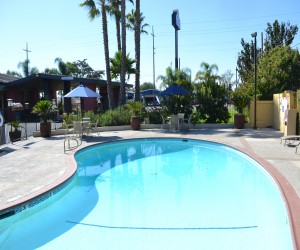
[{"xmin": 251, "ymin": 32, "xmax": 257, "ymax": 129}]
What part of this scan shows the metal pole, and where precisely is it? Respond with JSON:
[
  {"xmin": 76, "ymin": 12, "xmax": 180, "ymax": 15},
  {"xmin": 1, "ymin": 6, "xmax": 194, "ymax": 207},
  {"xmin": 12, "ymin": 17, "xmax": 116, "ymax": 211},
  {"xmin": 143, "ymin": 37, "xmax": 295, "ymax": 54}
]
[
  {"xmin": 252, "ymin": 32, "xmax": 257, "ymax": 129},
  {"xmin": 175, "ymin": 30, "xmax": 178, "ymax": 69},
  {"xmin": 236, "ymin": 67, "xmax": 238, "ymax": 88},
  {"xmin": 152, "ymin": 26, "xmax": 156, "ymax": 102}
]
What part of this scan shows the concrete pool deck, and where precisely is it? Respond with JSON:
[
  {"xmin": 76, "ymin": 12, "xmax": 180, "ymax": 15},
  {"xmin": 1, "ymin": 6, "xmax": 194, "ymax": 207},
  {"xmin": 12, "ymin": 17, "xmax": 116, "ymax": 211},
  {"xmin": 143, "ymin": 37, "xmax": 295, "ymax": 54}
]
[{"xmin": 0, "ymin": 127, "xmax": 300, "ymax": 248}]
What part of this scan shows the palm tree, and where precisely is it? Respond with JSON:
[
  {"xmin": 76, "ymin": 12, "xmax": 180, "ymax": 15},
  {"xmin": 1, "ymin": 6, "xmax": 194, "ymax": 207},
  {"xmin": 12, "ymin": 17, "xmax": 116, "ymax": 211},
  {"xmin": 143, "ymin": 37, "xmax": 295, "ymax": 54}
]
[
  {"xmin": 106, "ymin": 0, "xmax": 133, "ymax": 52},
  {"xmin": 18, "ymin": 59, "xmax": 39, "ymax": 77},
  {"xmin": 119, "ymin": 0, "xmax": 127, "ymax": 105},
  {"xmin": 126, "ymin": 4, "xmax": 149, "ymax": 101},
  {"xmin": 157, "ymin": 66, "xmax": 191, "ymax": 90},
  {"xmin": 110, "ymin": 51, "xmax": 136, "ymax": 80},
  {"xmin": 54, "ymin": 57, "xmax": 68, "ymax": 75},
  {"xmin": 17, "ymin": 59, "xmax": 30, "ymax": 77},
  {"xmin": 195, "ymin": 62, "xmax": 219, "ymax": 90},
  {"xmin": 107, "ymin": 0, "xmax": 121, "ymax": 51},
  {"xmin": 80, "ymin": 0, "xmax": 115, "ymax": 109}
]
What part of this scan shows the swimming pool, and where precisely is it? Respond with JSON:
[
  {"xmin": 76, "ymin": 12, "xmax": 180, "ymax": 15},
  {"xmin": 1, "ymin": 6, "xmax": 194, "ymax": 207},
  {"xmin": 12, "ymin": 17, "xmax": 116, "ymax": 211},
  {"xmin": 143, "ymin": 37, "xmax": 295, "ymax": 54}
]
[{"xmin": 0, "ymin": 138, "xmax": 294, "ymax": 249}]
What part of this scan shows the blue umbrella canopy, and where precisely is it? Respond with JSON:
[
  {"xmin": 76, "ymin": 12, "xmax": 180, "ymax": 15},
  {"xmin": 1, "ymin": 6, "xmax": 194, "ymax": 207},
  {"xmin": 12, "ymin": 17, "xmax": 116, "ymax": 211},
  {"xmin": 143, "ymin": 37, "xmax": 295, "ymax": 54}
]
[
  {"xmin": 64, "ymin": 84, "xmax": 101, "ymax": 98},
  {"xmin": 160, "ymin": 83, "xmax": 191, "ymax": 96}
]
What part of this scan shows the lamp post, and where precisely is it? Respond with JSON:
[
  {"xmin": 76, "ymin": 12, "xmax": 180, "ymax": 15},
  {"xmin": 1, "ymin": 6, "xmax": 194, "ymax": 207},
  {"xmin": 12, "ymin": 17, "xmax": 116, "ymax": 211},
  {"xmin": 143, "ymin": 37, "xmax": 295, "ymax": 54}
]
[
  {"xmin": 7, "ymin": 99, "xmax": 13, "ymax": 122},
  {"xmin": 251, "ymin": 32, "xmax": 257, "ymax": 129}
]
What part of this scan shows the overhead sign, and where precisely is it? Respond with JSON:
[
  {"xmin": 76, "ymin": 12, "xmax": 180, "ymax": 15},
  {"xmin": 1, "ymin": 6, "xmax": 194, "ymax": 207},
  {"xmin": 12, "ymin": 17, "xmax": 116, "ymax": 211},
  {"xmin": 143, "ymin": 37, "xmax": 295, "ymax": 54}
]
[{"xmin": 172, "ymin": 9, "xmax": 180, "ymax": 30}]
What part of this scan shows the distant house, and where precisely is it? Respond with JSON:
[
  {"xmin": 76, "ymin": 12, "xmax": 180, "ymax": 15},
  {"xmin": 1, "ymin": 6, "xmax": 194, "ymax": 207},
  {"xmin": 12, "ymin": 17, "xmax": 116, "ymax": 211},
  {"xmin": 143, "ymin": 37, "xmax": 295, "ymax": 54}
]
[
  {"xmin": 141, "ymin": 89, "xmax": 161, "ymax": 106},
  {"xmin": 0, "ymin": 73, "xmax": 130, "ymax": 122}
]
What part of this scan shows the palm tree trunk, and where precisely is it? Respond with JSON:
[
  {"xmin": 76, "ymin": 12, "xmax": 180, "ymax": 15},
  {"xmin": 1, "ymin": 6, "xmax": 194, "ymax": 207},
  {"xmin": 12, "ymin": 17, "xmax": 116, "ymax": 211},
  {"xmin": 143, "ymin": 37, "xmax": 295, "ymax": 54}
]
[
  {"xmin": 134, "ymin": 0, "xmax": 141, "ymax": 101},
  {"xmin": 119, "ymin": 0, "xmax": 126, "ymax": 105},
  {"xmin": 101, "ymin": 0, "xmax": 115, "ymax": 109},
  {"xmin": 116, "ymin": 16, "xmax": 121, "ymax": 52}
]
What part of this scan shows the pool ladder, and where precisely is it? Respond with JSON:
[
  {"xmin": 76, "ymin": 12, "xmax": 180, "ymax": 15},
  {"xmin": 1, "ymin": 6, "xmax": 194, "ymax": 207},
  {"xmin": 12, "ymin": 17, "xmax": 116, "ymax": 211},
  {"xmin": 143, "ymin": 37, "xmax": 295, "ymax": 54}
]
[{"xmin": 64, "ymin": 136, "xmax": 82, "ymax": 153}]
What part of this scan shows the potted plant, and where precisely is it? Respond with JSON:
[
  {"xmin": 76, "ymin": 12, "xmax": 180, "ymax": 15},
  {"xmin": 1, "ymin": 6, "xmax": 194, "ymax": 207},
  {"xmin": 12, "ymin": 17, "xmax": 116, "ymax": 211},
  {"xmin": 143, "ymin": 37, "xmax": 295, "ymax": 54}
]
[
  {"xmin": 9, "ymin": 120, "xmax": 21, "ymax": 142},
  {"xmin": 231, "ymin": 85, "xmax": 251, "ymax": 129},
  {"xmin": 126, "ymin": 101, "xmax": 144, "ymax": 130},
  {"xmin": 32, "ymin": 100, "xmax": 56, "ymax": 137}
]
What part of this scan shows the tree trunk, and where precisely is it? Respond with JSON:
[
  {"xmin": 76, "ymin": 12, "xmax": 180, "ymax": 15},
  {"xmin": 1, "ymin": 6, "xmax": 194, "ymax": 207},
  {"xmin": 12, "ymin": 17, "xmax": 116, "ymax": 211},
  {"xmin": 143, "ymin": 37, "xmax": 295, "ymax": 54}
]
[
  {"xmin": 101, "ymin": 0, "xmax": 115, "ymax": 109},
  {"xmin": 116, "ymin": 16, "xmax": 121, "ymax": 52},
  {"xmin": 119, "ymin": 0, "xmax": 126, "ymax": 105},
  {"xmin": 134, "ymin": 0, "xmax": 141, "ymax": 101}
]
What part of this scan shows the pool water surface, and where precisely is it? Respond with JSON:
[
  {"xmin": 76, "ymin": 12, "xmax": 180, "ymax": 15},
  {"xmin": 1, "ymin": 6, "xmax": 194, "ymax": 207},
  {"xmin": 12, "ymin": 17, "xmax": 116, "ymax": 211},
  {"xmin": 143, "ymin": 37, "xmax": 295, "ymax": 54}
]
[{"xmin": 0, "ymin": 138, "xmax": 293, "ymax": 249}]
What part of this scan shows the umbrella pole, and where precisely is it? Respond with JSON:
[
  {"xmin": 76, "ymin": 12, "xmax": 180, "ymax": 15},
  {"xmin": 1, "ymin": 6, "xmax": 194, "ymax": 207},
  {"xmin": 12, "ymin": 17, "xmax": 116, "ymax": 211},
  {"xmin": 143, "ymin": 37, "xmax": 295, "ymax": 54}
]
[{"xmin": 81, "ymin": 97, "xmax": 84, "ymax": 115}]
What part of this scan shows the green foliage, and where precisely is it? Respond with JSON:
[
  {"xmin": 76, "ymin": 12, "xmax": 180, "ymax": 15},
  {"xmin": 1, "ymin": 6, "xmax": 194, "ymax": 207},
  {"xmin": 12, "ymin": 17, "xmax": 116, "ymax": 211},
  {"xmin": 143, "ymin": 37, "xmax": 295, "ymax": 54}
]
[
  {"xmin": 264, "ymin": 20, "xmax": 298, "ymax": 52},
  {"xmin": 140, "ymin": 82, "xmax": 155, "ymax": 90},
  {"xmin": 195, "ymin": 83, "xmax": 230, "ymax": 123},
  {"xmin": 32, "ymin": 100, "xmax": 56, "ymax": 124},
  {"xmin": 237, "ymin": 39, "xmax": 255, "ymax": 84},
  {"xmin": 9, "ymin": 120, "xmax": 20, "ymax": 132},
  {"xmin": 62, "ymin": 107, "xmax": 131, "ymax": 127},
  {"xmin": 231, "ymin": 84, "xmax": 251, "ymax": 113},
  {"xmin": 157, "ymin": 66, "xmax": 192, "ymax": 90},
  {"xmin": 237, "ymin": 20, "xmax": 298, "ymax": 85},
  {"xmin": 99, "ymin": 107, "xmax": 131, "ymax": 126},
  {"xmin": 125, "ymin": 101, "xmax": 144, "ymax": 117},
  {"xmin": 158, "ymin": 66, "xmax": 193, "ymax": 115},
  {"xmin": 143, "ymin": 107, "xmax": 164, "ymax": 124},
  {"xmin": 257, "ymin": 46, "xmax": 300, "ymax": 99},
  {"xmin": 52, "ymin": 57, "xmax": 104, "ymax": 78},
  {"xmin": 194, "ymin": 62, "xmax": 230, "ymax": 123},
  {"xmin": 110, "ymin": 51, "xmax": 136, "ymax": 80}
]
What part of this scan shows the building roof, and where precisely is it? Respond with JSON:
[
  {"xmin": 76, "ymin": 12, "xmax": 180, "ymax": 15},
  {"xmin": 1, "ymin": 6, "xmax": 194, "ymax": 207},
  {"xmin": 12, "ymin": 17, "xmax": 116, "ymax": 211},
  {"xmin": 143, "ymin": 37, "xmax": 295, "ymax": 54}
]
[
  {"xmin": 7, "ymin": 73, "xmax": 131, "ymax": 88},
  {"xmin": 0, "ymin": 73, "xmax": 21, "ymax": 91},
  {"xmin": 0, "ymin": 73, "xmax": 20, "ymax": 84}
]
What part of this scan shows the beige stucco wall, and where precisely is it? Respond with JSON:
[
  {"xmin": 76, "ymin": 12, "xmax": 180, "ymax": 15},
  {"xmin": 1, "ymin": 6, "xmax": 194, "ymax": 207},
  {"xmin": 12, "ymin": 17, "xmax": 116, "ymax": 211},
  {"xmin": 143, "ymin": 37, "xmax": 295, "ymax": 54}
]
[
  {"xmin": 249, "ymin": 100, "xmax": 273, "ymax": 128},
  {"xmin": 248, "ymin": 91, "xmax": 297, "ymax": 131}
]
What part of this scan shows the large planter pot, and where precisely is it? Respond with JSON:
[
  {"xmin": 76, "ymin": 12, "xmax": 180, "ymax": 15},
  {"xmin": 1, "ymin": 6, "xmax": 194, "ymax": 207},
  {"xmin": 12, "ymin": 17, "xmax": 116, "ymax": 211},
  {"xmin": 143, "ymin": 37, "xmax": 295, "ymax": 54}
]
[
  {"xmin": 40, "ymin": 122, "xmax": 51, "ymax": 137},
  {"xmin": 9, "ymin": 130, "xmax": 22, "ymax": 142},
  {"xmin": 234, "ymin": 114, "xmax": 245, "ymax": 129},
  {"xmin": 131, "ymin": 117, "xmax": 141, "ymax": 130}
]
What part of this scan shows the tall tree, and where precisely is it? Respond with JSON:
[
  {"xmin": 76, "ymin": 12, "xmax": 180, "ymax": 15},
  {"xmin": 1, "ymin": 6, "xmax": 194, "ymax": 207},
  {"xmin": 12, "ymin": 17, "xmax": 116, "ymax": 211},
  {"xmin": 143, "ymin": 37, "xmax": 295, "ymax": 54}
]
[
  {"xmin": 107, "ymin": 0, "xmax": 122, "ymax": 51},
  {"xmin": 18, "ymin": 59, "xmax": 39, "ymax": 77},
  {"xmin": 258, "ymin": 46, "xmax": 300, "ymax": 99},
  {"xmin": 195, "ymin": 62, "xmax": 219, "ymax": 90},
  {"xmin": 17, "ymin": 59, "xmax": 30, "ymax": 77},
  {"xmin": 54, "ymin": 57, "xmax": 68, "ymax": 75},
  {"xmin": 236, "ymin": 39, "xmax": 255, "ymax": 84},
  {"xmin": 194, "ymin": 62, "xmax": 230, "ymax": 123},
  {"xmin": 264, "ymin": 20, "xmax": 298, "ymax": 52},
  {"xmin": 119, "ymin": 0, "xmax": 127, "ymax": 105},
  {"xmin": 126, "ymin": 5, "xmax": 149, "ymax": 101},
  {"xmin": 80, "ymin": 0, "xmax": 115, "ymax": 109},
  {"xmin": 157, "ymin": 66, "xmax": 192, "ymax": 90}
]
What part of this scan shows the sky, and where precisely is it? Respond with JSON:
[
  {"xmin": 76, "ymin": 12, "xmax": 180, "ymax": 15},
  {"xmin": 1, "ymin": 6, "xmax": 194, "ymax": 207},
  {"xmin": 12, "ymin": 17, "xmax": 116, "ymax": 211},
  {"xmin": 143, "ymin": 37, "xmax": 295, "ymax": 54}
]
[{"xmin": 1, "ymin": 0, "xmax": 300, "ymax": 89}]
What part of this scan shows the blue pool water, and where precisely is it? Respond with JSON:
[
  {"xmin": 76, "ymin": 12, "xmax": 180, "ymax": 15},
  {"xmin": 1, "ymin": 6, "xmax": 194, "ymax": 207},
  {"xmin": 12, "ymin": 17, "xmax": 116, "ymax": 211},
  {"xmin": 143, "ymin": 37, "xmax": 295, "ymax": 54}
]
[{"xmin": 0, "ymin": 138, "xmax": 293, "ymax": 249}]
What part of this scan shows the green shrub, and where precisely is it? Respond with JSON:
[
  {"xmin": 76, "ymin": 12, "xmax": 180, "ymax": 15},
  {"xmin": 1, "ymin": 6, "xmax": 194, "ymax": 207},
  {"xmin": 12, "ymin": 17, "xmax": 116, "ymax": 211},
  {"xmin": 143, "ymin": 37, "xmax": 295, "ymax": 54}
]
[{"xmin": 99, "ymin": 107, "xmax": 131, "ymax": 126}]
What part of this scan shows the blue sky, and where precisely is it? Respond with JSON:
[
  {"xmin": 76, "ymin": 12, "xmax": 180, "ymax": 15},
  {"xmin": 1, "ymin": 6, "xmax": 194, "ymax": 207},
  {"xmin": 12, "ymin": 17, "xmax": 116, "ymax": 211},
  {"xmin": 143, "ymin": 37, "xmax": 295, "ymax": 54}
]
[{"xmin": 1, "ymin": 0, "xmax": 300, "ymax": 89}]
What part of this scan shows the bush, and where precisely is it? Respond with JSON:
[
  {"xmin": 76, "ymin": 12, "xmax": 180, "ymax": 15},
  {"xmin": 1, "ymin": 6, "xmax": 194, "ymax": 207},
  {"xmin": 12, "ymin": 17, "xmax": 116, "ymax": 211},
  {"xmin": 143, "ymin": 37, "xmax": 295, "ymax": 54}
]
[{"xmin": 99, "ymin": 106, "xmax": 131, "ymax": 126}]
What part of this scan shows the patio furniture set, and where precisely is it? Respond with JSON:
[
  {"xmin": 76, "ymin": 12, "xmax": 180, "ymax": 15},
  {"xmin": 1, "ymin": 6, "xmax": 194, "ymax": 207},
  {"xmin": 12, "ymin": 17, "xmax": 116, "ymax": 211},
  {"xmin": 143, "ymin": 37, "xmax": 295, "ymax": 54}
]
[
  {"xmin": 64, "ymin": 117, "xmax": 100, "ymax": 153},
  {"xmin": 161, "ymin": 113, "xmax": 192, "ymax": 131}
]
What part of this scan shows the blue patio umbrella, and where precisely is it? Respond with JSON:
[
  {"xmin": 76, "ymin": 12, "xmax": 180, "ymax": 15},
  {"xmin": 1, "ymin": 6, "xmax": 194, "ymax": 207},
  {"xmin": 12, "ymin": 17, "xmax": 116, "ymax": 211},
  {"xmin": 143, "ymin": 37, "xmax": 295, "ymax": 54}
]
[
  {"xmin": 160, "ymin": 83, "xmax": 191, "ymax": 96},
  {"xmin": 64, "ymin": 84, "xmax": 101, "ymax": 98},
  {"xmin": 64, "ymin": 84, "xmax": 101, "ymax": 112}
]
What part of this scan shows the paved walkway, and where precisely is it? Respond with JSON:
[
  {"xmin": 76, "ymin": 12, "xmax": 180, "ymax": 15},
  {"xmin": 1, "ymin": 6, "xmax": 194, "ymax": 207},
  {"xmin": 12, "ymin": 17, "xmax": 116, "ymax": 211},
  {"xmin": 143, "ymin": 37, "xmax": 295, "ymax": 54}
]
[{"xmin": 1, "ymin": 128, "xmax": 300, "ymax": 246}]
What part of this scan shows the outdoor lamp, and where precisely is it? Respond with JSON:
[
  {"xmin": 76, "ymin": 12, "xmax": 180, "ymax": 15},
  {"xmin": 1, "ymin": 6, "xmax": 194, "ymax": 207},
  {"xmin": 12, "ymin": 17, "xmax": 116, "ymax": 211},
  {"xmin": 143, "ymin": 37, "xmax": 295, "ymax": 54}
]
[{"xmin": 7, "ymin": 99, "xmax": 13, "ymax": 107}]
